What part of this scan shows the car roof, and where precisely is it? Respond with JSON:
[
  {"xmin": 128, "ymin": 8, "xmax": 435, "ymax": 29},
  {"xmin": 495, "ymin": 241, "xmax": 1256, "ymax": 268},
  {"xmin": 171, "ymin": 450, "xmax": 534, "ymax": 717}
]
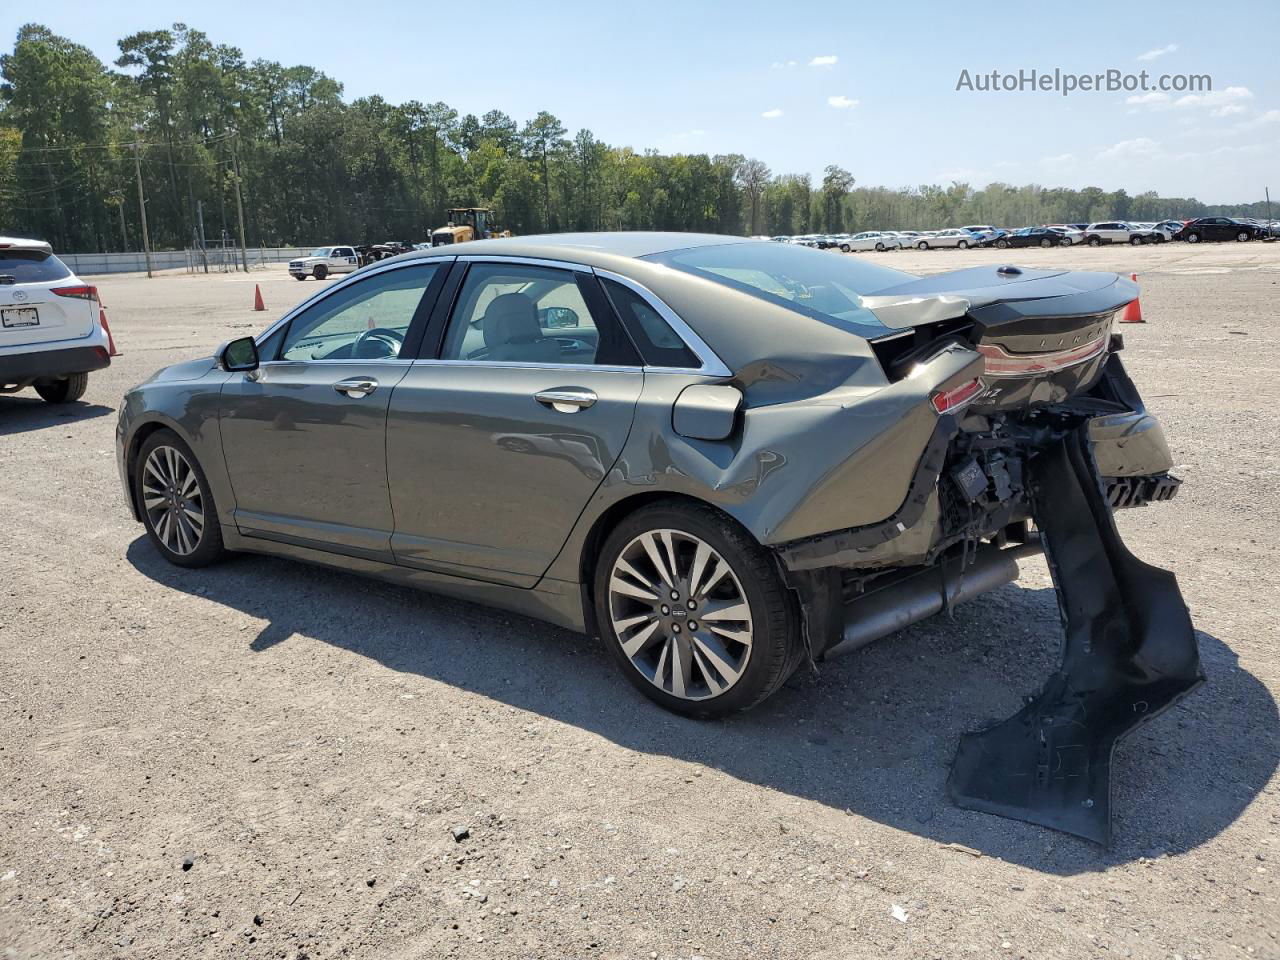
[
  {"xmin": 0, "ymin": 236, "xmax": 54, "ymax": 253},
  {"xmin": 398, "ymin": 232, "xmax": 750, "ymax": 270}
]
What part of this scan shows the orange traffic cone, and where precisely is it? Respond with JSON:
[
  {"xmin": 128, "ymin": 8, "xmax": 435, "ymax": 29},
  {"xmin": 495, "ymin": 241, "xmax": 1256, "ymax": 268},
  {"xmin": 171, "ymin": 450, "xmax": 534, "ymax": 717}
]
[
  {"xmin": 100, "ymin": 308, "xmax": 120, "ymax": 356},
  {"xmin": 253, "ymin": 284, "xmax": 266, "ymax": 311},
  {"xmin": 1119, "ymin": 272, "xmax": 1144, "ymax": 324}
]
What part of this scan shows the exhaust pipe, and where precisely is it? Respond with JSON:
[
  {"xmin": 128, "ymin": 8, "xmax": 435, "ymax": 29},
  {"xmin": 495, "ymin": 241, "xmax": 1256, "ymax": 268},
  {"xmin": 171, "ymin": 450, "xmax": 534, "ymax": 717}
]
[{"xmin": 825, "ymin": 540, "xmax": 1042, "ymax": 659}]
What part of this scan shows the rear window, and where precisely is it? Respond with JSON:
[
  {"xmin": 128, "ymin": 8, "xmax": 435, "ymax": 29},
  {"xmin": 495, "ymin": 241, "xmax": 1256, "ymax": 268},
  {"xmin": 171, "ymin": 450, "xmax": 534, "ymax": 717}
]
[
  {"xmin": 646, "ymin": 241, "xmax": 912, "ymax": 332},
  {"xmin": 0, "ymin": 250, "xmax": 72, "ymax": 284},
  {"xmin": 601, "ymin": 278, "xmax": 699, "ymax": 369}
]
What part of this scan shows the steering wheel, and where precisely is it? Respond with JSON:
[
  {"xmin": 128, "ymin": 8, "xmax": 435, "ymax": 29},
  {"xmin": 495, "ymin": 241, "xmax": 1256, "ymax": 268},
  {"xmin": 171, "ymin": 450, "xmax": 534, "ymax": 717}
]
[{"xmin": 353, "ymin": 327, "xmax": 404, "ymax": 359}]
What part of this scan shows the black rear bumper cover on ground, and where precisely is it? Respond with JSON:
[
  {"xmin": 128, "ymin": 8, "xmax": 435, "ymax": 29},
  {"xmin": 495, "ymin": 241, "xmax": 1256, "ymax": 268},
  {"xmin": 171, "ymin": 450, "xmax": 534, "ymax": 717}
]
[{"xmin": 948, "ymin": 426, "xmax": 1203, "ymax": 845}]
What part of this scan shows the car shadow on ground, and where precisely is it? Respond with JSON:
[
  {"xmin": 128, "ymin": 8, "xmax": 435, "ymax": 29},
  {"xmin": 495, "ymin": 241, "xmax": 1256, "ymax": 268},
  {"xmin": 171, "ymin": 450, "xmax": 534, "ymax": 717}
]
[
  {"xmin": 0, "ymin": 396, "xmax": 114, "ymax": 436},
  {"xmin": 126, "ymin": 536, "xmax": 1278, "ymax": 877}
]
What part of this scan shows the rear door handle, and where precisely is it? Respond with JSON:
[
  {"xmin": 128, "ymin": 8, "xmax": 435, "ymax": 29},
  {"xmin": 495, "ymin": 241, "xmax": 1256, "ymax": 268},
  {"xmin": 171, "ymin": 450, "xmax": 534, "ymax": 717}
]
[
  {"xmin": 333, "ymin": 377, "xmax": 378, "ymax": 398},
  {"xmin": 535, "ymin": 387, "xmax": 597, "ymax": 413}
]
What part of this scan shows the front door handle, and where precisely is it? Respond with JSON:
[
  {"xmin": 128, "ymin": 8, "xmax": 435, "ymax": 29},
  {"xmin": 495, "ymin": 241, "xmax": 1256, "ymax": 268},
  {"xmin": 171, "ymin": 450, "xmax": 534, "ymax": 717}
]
[
  {"xmin": 333, "ymin": 377, "xmax": 378, "ymax": 398},
  {"xmin": 535, "ymin": 387, "xmax": 597, "ymax": 413}
]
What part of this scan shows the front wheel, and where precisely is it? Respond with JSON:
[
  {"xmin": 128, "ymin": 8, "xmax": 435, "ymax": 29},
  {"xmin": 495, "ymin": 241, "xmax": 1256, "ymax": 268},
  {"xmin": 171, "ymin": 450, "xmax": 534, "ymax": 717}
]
[
  {"xmin": 996, "ymin": 239, "xmax": 1009, "ymax": 249},
  {"xmin": 1040, "ymin": 238, "xmax": 1053, "ymax": 248},
  {"xmin": 34, "ymin": 372, "xmax": 88, "ymax": 404},
  {"xmin": 917, "ymin": 242, "xmax": 930, "ymax": 250},
  {"xmin": 134, "ymin": 429, "xmax": 226, "ymax": 568},
  {"xmin": 1237, "ymin": 231, "xmax": 1252, "ymax": 242},
  {"xmin": 1060, "ymin": 237, "xmax": 1073, "ymax": 246},
  {"xmin": 313, "ymin": 264, "xmax": 328, "ymax": 280},
  {"xmin": 1130, "ymin": 236, "xmax": 1143, "ymax": 245},
  {"xmin": 595, "ymin": 501, "xmax": 802, "ymax": 718},
  {"xmin": 840, "ymin": 244, "xmax": 851, "ymax": 253},
  {"xmin": 1088, "ymin": 237, "xmax": 1102, "ymax": 247},
  {"xmin": 1186, "ymin": 232, "xmax": 1201, "ymax": 243}
]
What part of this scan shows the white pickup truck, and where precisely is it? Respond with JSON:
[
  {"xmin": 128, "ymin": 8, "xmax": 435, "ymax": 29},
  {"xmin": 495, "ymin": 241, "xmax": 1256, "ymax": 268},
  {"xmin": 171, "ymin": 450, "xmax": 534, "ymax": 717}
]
[{"xmin": 288, "ymin": 245, "xmax": 360, "ymax": 281}]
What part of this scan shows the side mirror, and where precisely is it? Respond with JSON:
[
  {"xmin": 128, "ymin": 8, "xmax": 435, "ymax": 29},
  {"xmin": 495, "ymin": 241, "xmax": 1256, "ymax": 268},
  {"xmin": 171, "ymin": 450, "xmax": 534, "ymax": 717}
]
[
  {"xmin": 219, "ymin": 335, "xmax": 259, "ymax": 372},
  {"xmin": 542, "ymin": 306, "xmax": 580, "ymax": 329}
]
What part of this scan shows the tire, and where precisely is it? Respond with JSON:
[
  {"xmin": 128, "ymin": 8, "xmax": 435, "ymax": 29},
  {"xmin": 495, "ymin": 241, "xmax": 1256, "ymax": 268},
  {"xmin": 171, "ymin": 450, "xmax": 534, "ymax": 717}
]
[
  {"xmin": 1059, "ymin": 237, "xmax": 1073, "ymax": 246},
  {"xmin": 996, "ymin": 239, "xmax": 1009, "ymax": 249},
  {"xmin": 134, "ymin": 429, "xmax": 226, "ymax": 568},
  {"xmin": 840, "ymin": 244, "xmax": 850, "ymax": 253},
  {"xmin": 957, "ymin": 240, "xmax": 968, "ymax": 249},
  {"xmin": 594, "ymin": 500, "xmax": 803, "ymax": 718},
  {"xmin": 917, "ymin": 242, "xmax": 929, "ymax": 250},
  {"xmin": 1088, "ymin": 237, "xmax": 1102, "ymax": 247},
  {"xmin": 1039, "ymin": 238, "xmax": 1052, "ymax": 248},
  {"xmin": 313, "ymin": 264, "xmax": 328, "ymax": 280},
  {"xmin": 1186, "ymin": 232, "xmax": 1201, "ymax": 244},
  {"xmin": 1130, "ymin": 236, "xmax": 1143, "ymax": 245},
  {"xmin": 34, "ymin": 372, "xmax": 88, "ymax": 404},
  {"xmin": 874, "ymin": 242, "xmax": 885, "ymax": 252},
  {"xmin": 293, "ymin": 274, "xmax": 306, "ymax": 281},
  {"xmin": 1237, "ymin": 231, "xmax": 1251, "ymax": 242}
]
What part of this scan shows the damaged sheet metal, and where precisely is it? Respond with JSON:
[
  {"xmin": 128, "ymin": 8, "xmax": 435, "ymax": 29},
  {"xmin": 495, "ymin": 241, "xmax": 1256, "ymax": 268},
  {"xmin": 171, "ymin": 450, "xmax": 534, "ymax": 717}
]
[{"xmin": 947, "ymin": 426, "xmax": 1203, "ymax": 845}]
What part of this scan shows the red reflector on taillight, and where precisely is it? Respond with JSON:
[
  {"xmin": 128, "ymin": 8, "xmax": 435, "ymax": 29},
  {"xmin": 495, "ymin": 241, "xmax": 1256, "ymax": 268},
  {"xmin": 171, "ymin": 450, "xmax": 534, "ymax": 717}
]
[
  {"xmin": 930, "ymin": 378, "xmax": 984, "ymax": 414},
  {"xmin": 51, "ymin": 284, "xmax": 99, "ymax": 302}
]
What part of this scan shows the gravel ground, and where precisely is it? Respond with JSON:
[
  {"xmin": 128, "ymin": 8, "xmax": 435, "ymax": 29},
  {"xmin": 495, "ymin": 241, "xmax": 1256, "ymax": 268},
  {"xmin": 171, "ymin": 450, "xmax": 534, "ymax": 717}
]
[{"xmin": 1, "ymin": 242, "xmax": 1277, "ymax": 960}]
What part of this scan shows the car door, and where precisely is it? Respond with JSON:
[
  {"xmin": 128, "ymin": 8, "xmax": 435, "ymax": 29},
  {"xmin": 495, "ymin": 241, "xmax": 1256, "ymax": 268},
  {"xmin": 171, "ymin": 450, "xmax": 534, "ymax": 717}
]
[
  {"xmin": 218, "ymin": 260, "xmax": 447, "ymax": 559},
  {"xmin": 385, "ymin": 258, "xmax": 645, "ymax": 587},
  {"xmin": 331, "ymin": 247, "xmax": 359, "ymax": 273}
]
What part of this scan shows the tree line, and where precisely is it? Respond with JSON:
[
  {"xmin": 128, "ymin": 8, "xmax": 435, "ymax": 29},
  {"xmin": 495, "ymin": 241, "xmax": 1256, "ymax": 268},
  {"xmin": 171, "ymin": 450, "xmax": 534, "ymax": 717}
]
[{"xmin": 0, "ymin": 22, "xmax": 1273, "ymax": 254}]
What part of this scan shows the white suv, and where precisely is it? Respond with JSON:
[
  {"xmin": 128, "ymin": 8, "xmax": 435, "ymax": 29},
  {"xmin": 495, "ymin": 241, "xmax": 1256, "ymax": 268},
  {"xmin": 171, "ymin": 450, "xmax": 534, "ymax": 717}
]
[
  {"xmin": 288, "ymin": 245, "xmax": 360, "ymax": 281},
  {"xmin": 0, "ymin": 236, "xmax": 113, "ymax": 404}
]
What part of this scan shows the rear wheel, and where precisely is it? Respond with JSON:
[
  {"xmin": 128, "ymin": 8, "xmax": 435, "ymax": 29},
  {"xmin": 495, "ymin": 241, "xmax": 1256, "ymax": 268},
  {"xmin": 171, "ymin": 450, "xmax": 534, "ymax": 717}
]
[
  {"xmin": 34, "ymin": 372, "xmax": 88, "ymax": 404},
  {"xmin": 595, "ymin": 501, "xmax": 802, "ymax": 718},
  {"xmin": 134, "ymin": 429, "xmax": 225, "ymax": 568},
  {"xmin": 957, "ymin": 239, "xmax": 969, "ymax": 249},
  {"xmin": 313, "ymin": 264, "xmax": 328, "ymax": 280},
  {"xmin": 1130, "ymin": 235, "xmax": 1143, "ymax": 245},
  {"xmin": 1039, "ymin": 238, "xmax": 1052, "ymax": 248}
]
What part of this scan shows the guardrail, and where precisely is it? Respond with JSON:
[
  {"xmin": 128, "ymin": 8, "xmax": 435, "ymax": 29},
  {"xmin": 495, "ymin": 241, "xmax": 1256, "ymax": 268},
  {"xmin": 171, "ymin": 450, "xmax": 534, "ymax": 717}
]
[{"xmin": 61, "ymin": 247, "xmax": 314, "ymax": 276}]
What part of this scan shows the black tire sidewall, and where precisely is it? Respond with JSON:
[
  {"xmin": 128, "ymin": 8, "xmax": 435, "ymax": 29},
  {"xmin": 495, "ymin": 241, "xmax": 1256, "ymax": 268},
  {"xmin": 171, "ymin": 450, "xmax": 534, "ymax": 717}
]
[
  {"xmin": 593, "ymin": 502, "xmax": 800, "ymax": 718},
  {"xmin": 134, "ymin": 429, "xmax": 225, "ymax": 568},
  {"xmin": 35, "ymin": 372, "xmax": 88, "ymax": 404}
]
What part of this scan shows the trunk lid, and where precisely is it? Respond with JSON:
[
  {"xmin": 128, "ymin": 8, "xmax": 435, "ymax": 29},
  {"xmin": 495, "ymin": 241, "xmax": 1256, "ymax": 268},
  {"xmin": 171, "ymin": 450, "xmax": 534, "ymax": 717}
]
[{"xmin": 863, "ymin": 266, "xmax": 1136, "ymax": 412}]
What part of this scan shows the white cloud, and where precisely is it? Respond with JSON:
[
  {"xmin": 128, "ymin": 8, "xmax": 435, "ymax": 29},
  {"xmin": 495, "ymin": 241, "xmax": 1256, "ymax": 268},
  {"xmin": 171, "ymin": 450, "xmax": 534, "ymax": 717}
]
[
  {"xmin": 1236, "ymin": 109, "xmax": 1280, "ymax": 131},
  {"xmin": 1125, "ymin": 91, "xmax": 1170, "ymax": 108},
  {"xmin": 827, "ymin": 95, "xmax": 859, "ymax": 109},
  {"xmin": 1174, "ymin": 85, "xmax": 1253, "ymax": 110},
  {"xmin": 809, "ymin": 55, "xmax": 838, "ymax": 67},
  {"xmin": 770, "ymin": 60, "xmax": 799, "ymax": 69},
  {"xmin": 1212, "ymin": 104, "xmax": 1247, "ymax": 117},
  {"xmin": 761, "ymin": 108, "xmax": 783, "ymax": 119},
  {"xmin": 1136, "ymin": 43, "xmax": 1178, "ymax": 62},
  {"xmin": 1098, "ymin": 137, "xmax": 1162, "ymax": 160}
]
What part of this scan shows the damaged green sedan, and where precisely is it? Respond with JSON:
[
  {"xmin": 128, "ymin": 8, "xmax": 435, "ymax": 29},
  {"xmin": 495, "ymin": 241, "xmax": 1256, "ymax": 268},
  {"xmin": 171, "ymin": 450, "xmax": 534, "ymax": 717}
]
[{"xmin": 116, "ymin": 233, "xmax": 1202, "ymax": 844}]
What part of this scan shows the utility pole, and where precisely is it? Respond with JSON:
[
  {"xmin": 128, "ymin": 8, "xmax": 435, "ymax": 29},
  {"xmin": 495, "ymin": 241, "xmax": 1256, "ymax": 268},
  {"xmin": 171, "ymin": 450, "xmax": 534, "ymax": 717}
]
[
  {"xmin": 133, "ymin": 136, "xmax": 154, "ymax": 278},
  {"xmin": 196, "ymin": 200, "xmax": 209, "ymax": 273},
  {"xmin": 231, "ymin": 133, "xmax": 249, "ymax": 273}
]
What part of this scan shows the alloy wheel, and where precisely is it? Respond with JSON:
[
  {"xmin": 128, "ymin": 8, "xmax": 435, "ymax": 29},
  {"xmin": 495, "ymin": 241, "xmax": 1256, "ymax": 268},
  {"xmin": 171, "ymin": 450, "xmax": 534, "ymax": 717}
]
[
  {"xmin": 141, "ymin": 445, "xmax": 205, "ymax": 556},
  {"xmin": 607, "ymin": 529, "xmax": 753, "ymax": 701}
]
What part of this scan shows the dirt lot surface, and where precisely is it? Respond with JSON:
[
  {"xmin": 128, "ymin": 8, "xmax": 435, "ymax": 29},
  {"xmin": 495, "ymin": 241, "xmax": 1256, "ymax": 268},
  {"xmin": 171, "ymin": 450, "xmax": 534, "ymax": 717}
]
[{"xmin": 2, "ymin": 242, "xmax": 1277, "ymax": 959}]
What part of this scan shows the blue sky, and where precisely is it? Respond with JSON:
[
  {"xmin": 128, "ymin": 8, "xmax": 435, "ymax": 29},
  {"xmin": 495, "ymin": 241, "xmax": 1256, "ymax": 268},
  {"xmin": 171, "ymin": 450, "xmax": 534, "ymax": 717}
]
[{"xmin": 6, "ymin": 0, "xmax": 1277, "ymax": 203}]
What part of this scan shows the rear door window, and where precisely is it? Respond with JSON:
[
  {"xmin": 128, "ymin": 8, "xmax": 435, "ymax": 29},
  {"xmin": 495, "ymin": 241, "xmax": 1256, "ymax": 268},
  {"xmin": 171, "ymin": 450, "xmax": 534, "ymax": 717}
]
[{"xmin": 0, "ymin": 251, "xmax": 72, "ymax": 284}]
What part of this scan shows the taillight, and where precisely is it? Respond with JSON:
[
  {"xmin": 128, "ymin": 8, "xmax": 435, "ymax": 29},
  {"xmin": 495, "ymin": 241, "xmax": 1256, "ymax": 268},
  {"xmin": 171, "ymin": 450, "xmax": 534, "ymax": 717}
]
[
  {"xmin": 51, "ymin": 284, "xmax": 100, "ymax": 302},
  {"xmin": 930, "ymin": 377, "xmax": 984, "ymax": 414},
  {"xmin": 976, "ymin": 332, "xmax": 1108, "ymax": 377}
]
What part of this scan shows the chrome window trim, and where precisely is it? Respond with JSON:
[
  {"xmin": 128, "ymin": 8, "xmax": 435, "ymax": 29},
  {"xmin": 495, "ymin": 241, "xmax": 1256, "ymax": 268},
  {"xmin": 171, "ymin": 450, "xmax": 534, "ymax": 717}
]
[
  {"xmin": 407, "ymin": 358, "xmax": 645, "ymax": 375},
  {"xmin": 591, "ymin": 268, "xmax": 732, "ymax": 378},
  {"xmin": 455, "ymin": 254, "xmax": 592, "ymax": 273},
  {"xmin": 254, "ymin": 255, "xmax": 457, "ymax": 346}
]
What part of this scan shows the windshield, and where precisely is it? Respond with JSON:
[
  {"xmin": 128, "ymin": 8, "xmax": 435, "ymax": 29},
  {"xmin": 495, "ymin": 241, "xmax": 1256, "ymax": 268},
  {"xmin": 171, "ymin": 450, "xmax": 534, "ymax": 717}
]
[
  {"xmin": 309, "ymin": 247, "xmax": 332, "ymax": 257},
  {"xmin": 0, "ymin": 250, "xmax": 72, "ymax": 284},
  {"xmin": 646, "ymin": 241, "xmax": 914, "ymax": 331}
]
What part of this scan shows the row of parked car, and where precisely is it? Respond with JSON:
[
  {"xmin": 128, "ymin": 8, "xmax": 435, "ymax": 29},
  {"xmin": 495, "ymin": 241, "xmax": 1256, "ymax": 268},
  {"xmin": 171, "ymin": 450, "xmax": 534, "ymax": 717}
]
[{"xmin": 772, "ymin": 217, "xmax": 1279, "ymax": 253}]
